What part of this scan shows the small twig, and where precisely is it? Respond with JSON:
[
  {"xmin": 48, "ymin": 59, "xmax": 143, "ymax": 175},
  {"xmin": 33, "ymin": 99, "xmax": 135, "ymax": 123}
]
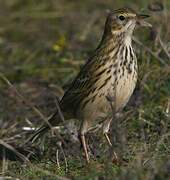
[
  {"xmin": 25, "ymin": 117, "xmax": 34, "ymax": 128},
  {"xmin": 2, "ymin": 147, "xmax": 8, "ymax": 175},
  {"xmin": 165, "ymin": 99, "xmax": 170, "ymax": 116},
  {"xmin": 46, "ymin": 98, "xmax": 71, "ymax": 147},
  {"xmin": 58, "ymin": 142, "xmax": 68, "ymax": 173},
  {"xmin": 3, "ymin": 131, "xmax": 27, "ymax": 142},
  {"xmin": 0, "ymin": 72, "xmax": 52, "ymax": 129},
  {"xmin": 139, "ymin": 71, "xmax": 153, "ymax": 91},
  {"xmin": 158, "ymin": 36, "xmax": 170, "ymax": 60},
  {"xmin": 133, "ymin": 37, "xmax": 168, "ymax": 65},
  {"xmin": 0, "ymin": 140, "xmax": 30, "ymax": 163},
  {"xmin": 156, "ymin": 132, "xmax": 170, "ymax": 151},
  {"xmin": 56, "ymin": 149, "xmax": 61, "ymax": 169},
  {"xmin": 54, "ymin": 97, "xmax": 65, "ymax": 124},
  {"xmin": 0, "ymin": 141, "xmax": 69, "ymax": 180},
  {"xmin": 54, "ymin": 97, "xmax": 74, "ymax": 137}
]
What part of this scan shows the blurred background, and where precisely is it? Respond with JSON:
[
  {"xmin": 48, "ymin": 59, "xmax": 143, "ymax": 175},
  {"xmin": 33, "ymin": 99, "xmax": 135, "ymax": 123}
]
[{"xmin": 0, "ymin": 0, "xmax": 170, "ymax": 179}]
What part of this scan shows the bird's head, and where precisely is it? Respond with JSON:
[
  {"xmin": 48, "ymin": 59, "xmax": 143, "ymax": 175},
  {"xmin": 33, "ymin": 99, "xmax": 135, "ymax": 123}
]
[{"xmin": 104, "ymin": 8, "xmax": 152, "ymax": 36}]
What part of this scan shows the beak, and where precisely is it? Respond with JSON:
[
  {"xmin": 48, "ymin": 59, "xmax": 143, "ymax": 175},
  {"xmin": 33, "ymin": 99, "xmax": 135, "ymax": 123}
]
[{"xmin": 136, "ymin": 14, "xmax": 152, "ymax": 27}]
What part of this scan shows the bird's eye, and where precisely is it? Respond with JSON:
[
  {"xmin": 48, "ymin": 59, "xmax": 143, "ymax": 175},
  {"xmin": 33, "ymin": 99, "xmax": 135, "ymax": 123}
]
[{"xmin": 118, "ymin": 15, "xmax": 125, "ymax": 21}]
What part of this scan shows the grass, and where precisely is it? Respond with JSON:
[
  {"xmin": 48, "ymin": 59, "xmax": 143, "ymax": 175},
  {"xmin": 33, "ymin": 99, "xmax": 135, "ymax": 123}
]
[{"xmin": 0, "ymin": 0, "xmax": 170, "ymax": 179}]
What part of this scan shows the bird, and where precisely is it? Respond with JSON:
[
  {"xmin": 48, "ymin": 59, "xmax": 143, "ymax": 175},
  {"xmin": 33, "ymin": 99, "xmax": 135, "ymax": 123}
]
[{"xmin": 28, "ymin": 8, "xmax": 151, "ymax": 163}]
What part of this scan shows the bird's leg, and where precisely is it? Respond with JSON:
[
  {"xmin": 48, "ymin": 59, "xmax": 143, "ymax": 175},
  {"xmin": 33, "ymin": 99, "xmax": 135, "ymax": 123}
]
[
  {"xmin": 103, "ymin": 118, "xmax": 118, "ymax": 163},
  {"xmin": 103, "ymin": 118, "xmax": 112, "ymax": 147},
  {"xmin": 104, "ymin": 133, "xmax": 112, "ymax": 147},
  {"xmin": 80, "ymin": 133, "xmax": 90, "ymax": 163},
  {"xmin": 79, "ymin": 120, "xmax": 90, "ymax": 163},
  {"xmin": 104, "ymin": 94, "xmax": 116, "ymax": 147}
]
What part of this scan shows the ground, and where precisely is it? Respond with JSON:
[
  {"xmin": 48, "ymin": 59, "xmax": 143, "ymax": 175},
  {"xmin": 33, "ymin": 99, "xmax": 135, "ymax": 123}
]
[{"xmin": 0, "ymin": 0, "xmax": 170, "ymax": 179}]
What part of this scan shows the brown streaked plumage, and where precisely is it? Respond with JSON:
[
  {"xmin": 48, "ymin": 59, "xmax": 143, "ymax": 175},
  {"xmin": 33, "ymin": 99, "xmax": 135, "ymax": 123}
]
[{"xmin": 28, "ymin": 8, "xmax": 151, "ymax": 163}]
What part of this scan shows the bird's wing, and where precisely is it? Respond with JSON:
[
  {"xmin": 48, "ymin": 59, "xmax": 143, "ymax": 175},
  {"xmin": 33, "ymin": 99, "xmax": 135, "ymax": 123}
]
[{"xmin": 60, "ymin": 58, "xmax": 98, "ymax": 113}]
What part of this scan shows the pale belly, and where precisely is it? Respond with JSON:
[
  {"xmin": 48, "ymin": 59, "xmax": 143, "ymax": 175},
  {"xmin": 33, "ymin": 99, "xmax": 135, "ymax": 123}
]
[
  {"xmin": 79, "ymin": 71, "xmax": 137, "ymax": 122},
  {"xmin": 113, "ymin": 73, "xmax": 137, "ymax": 111}
]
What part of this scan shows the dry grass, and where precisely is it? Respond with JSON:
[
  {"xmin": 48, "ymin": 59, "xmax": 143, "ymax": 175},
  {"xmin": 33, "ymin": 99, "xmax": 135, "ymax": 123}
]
[{"xmin": 0, "ymin": 0, "xmax": 170, "ymax": 179}]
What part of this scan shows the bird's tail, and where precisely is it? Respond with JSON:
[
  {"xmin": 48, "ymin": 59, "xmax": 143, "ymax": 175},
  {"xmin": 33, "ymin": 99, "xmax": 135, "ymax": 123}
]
[
  {"xmin": 25, "ymin": 112, "xmax": 60, "ymax": 144},
  {"xmin": 28, "ymin": 124, "xmax": 49, "ymax": 143}
]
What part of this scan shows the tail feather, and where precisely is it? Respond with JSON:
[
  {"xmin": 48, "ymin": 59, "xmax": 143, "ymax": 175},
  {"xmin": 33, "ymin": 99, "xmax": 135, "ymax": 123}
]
[
  {"xmin": 28, "ymin": 125, "xmax": 49, "ymax": 143},
  {"xmin": 24, "ymin": 111, "xmax": 61, "ymax": 145}
]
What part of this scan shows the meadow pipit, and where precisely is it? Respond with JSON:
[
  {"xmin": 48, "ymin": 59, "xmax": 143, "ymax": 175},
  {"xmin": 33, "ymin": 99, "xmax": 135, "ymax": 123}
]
[{"xmin": 28, "ymin": 8, "xmax": 151, "ymax": 163}]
